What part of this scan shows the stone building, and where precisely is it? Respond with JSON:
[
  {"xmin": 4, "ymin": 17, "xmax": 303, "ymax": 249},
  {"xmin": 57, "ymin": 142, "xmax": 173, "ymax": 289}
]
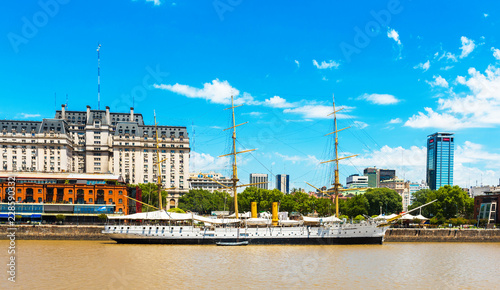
[{"xmin": 0, "ymin": 105, "xmax": 189, "ymax": 209}]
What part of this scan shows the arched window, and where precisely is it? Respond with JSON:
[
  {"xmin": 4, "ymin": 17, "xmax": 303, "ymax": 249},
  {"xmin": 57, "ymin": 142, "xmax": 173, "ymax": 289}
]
[
  {"xmin": 119, "ymin": 199, "xmax": 123, "ymax": 204},
  {"xmin": 109, "ymin": 190, "xmax": 113, "ymax": 195}
]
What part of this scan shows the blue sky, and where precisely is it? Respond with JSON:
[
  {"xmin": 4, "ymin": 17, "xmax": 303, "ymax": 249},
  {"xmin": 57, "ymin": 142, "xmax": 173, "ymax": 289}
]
[{"xmin": 2, "ymin": 0, "xmax": 500, "ymax": 189}]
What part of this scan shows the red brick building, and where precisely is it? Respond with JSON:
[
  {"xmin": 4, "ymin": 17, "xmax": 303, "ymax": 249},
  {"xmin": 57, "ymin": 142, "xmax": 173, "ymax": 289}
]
[{"xmin": 0, "ymin": 173, "xmax": 142, "ymax": 218}]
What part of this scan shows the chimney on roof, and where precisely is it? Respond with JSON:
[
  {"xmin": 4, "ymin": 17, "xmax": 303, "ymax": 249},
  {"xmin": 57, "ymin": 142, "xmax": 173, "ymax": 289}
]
[
  {"xmin": 105, "ymin": 106, "xmax": 110, "ymax": 125},
  {"xmin": 86, "ymin": 105, "xmax": 91, "ymax": 123},
  {"xmin": 61, "ymin": 104, "xmax": 66, "ymax": 120},
  {"xmin": 130, "ymin": 107, "xmax": 134, "ymax": 122}
]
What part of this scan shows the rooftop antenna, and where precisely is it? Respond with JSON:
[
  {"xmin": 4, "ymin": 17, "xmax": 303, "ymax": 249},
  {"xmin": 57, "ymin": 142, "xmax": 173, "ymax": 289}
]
[{"xmin": 97, "ymin": 43, "xmax": 101, "ymax": 110}]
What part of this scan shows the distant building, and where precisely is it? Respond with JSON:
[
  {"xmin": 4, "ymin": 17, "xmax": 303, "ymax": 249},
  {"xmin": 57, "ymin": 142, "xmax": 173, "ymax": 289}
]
[
  {"xmin": 380, "ymin": 177, "xmax": 410, "ymax": 211},
  {"xmin": 345, "ymin": 174, "xmax": 368, "ymax": 195},
  {"xmin": 363, "ymin": 167, "xmax": 396, "ymax": 188},
  {"xmin": 346, "ymin": 174, "xmax": 368, "ymax": 187},
  {"xmin": 470, "ymin": 186, "xmax": 500, "ymax": 198},
  {"xmin": 0, "ymin": 105, "xmax": 189, "ymax": 209},
  {"xmin": 0, "ymin": 172, "xmax": 141, "ymax": 223},
  {"xmin": 276, "ymin": 174, "xmax": 290, "ymax": 194},
  {"xmin": 188, "ymin": 172, "xmax": 232, "ymax": 194},
  {"xmin": 249, "ymin": 173, "xmax": 268, "ymax": 190},
  {"xmin": 474, "ymin": 193, "xmax": 499, "ymax": 225},
  {"xmin": 363, "ymin": 167, "xmax": 379, "ymax": 187},
  {"xmin": 426, "ymin": 132, "xmax": 454, "ymax": 190}
]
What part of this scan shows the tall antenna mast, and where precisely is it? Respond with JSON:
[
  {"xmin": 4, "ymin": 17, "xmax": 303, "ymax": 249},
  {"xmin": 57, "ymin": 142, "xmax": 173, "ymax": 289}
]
[{"xmin": 97, "ymin": 43, "xmax": 101, "ymax": 110}]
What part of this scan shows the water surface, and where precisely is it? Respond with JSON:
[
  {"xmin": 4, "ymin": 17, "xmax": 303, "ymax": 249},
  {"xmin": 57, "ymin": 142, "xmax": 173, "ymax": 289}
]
[{"xmin": 1, "ymin": 241, "xmax": 498, "ymax": 289}]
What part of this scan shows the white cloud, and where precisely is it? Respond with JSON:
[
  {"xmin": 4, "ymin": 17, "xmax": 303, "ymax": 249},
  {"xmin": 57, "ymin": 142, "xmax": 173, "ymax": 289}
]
[
  {"xmin": 441, "ymin": 65, "xmax": 454, "ymax": 71},
  {"xmin": 144, "ymin": 0, "xmax": 161, "ymax": 5},
  {"xmin": 283, "ymin": 104, "xmax": 354, "ymax": 119},
  {"xmin": 437, "ymin": 51, "xmax": 458, "ymax": 62},
  {"xmin": 459, "ymin": 36, "xmax": 475, "ymax": 58},
  {"xmin": 275, "ymin": 152, "xmax": 320, "ymax": 166},
  {"xmin": 353, "ymin": 121, "xmax": 368, "ymax": 129},
  {"xmin": 19, "ymin": 113, "xmax": 41, "ymax": 119},
  {"xmin": 406, "ymin": 65, "xmax": 500, "ymax": 129},
  {"xmin": 414, "ymin": 60, "xmax": 430, "ymax": 71},
  {"xmin": 263, "ymin": 96, "xmax": 294, "ymax": 108},
  {"xmin": 387, "ymin": 28, "xmax": 401, "ymax": 45},
  {"xmin": 404, "ymin": 107, "xmax": 465, "ymax": 129},
  {"xmin": 484, "ymin": 13, "xmax": 489, "ymax": 18},
  {"xmin": 190, "ymin": 151, "xmax": 229, "ymax": 172},
  {"xmin": 492, "ymin": 47, "xmax": 500, "ymax": 60},
  {"xmin": 294, "ymin": 60, "xmax": 300, "ymax": 68},
  {"xmin": 312, "ymin": 59, "xmax": 340, "ymax": 69},
  {"xmin": 242, "ymin": 112, "xmax": 265, "ymax": 117},
  {"xmin": 388, "ymin": 118, "xmax": 402, "ymax": 124},
  {"xmin": 154, "ymin": 79, "xmax": 255, "ymax": 105},
  {"xmin": 426, "ymin": 75, "xmax": 449, "ymax": 88},
  {"xmin": 359, "ymin": 93, "xmax": 400, "ymax": 105},
  {"xmin": 346, "ymin": 143, "xmax": 500, "ymax": 186}
]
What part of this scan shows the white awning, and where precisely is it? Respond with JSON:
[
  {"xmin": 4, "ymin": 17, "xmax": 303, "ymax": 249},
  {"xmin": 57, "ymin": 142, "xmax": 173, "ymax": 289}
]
[{"xmin": 302, "ymin": 216, "xmax": 341, "ymax": 223}]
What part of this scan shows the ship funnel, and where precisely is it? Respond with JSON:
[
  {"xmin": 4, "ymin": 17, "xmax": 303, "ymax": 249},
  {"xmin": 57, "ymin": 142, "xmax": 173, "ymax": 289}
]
[
  {"xmin": 272, "ymin": 202, "xmax": 278, "ymax": 226},
  {"xmin": 251, "ymin": 202, "xmax": 257, "ymax": 218}
]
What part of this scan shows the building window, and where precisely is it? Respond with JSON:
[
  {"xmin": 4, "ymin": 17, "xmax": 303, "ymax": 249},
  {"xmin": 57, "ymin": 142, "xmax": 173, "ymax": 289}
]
[
  {"xmin": 109, "ymin": 190, "xmax": 113, "ymax": 195},
  {"xmin": 119, "ymin": 199, "xmax": 123, "ymax": 204},
  {"xmin": 108, "ymin": 198, "xmax": 113, "ymax": 203},
  {"xmin": 118, "ymin": 191, "xmax": 123, "ymax": 195},
  {"xmin": 89, "ymin": 198, "xmax": 93, "ymax": 203}
]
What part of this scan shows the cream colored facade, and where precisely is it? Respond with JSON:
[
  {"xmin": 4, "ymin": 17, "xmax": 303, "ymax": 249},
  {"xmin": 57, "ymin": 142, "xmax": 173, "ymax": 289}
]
[
  {"xmin": 380, "ymin": 177, "xmax": 410, "ymax": 211},
  {"xmin": 188, "ymin": 172, "xmax": 232, "ymax": 194},
  {"xmin": 0, "ymin": 105, "xmax": 190, "ymax": 208}
]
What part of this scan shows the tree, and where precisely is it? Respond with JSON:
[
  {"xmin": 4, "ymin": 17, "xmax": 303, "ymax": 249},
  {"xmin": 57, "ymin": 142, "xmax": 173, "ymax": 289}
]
[
  {"xmin": 344, "ymin": 195, "xmax": 369, "ymax": 218},
  {"xmin": 409, "ymin": 186, "xmax": 474, "ymax": 219},
  {"xmin": 178, "ymin": 189, "xmax": 232, "ymax": 215},
  {"xmin": 364, "ymin": 188, "xmax": 403, "ymax": 216},
  {"xmin": 56, "ymin": 214, "xmax": 66, "ymax": 224},
  {"xmin": 97, "ymin": 213, "xmax": 108, "ymax": 223},
  {"xmin": 167, "ymin": 208, "xmax": 186, "ymax": 213}
]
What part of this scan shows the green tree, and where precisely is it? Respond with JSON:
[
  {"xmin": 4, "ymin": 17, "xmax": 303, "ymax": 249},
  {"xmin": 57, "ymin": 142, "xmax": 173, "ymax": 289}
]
[
  {"xmin": 56, "ymin": 214, "xmax": 66, "ymax": 224},
  {"xmin": 364, "ymin": 188, "xmax": 403, "ymax": 216},
  {"xmin": 178, "ymin": 189, "xmax": 232, "ymax": 215},
  {"xmin": 409, "ymin": 186, "xmax": 474, "ymax": 219},
  {"xmin": 167, "ymin": 208, "xmax": 186, "ymax": 213},
  {"xmin": 344, "ymin": 195, "xmax": 369, "ymax": 218},
  {"xmin": 97, "ymin": 213, "xmax": 108, "ymax": 223}
]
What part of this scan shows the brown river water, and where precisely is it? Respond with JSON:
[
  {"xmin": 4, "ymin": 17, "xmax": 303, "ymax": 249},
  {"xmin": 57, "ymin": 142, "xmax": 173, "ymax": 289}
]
[{"xmin": 1, "ymin": 241, "xmax": 499, "ymax": 289}]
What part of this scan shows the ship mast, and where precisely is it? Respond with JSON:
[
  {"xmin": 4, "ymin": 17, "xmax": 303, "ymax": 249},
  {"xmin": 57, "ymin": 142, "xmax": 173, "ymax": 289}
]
[
  {"xmin": 219, "ymin": 96, "xmax": 262, "ymax": 219},
  {"xmin": 320, "ymin": 94, "xmax": 358, "ymax": 217},
  {"xmin": 154, "ymin": 111, "xmax": 163, "ymax": 210}
]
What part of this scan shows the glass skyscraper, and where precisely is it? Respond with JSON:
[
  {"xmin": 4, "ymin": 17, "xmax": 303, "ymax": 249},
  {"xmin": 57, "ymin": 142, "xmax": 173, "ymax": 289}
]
[{"xmin": 426, "ymin": 132, "xmax": 454, "ymax": 190}]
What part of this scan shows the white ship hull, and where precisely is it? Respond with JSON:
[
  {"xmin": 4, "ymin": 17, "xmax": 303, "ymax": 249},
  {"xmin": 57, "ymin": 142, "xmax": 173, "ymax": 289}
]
[{"xmin": 103, "ymin": 222, "xmax": 389, "ymax": 245}]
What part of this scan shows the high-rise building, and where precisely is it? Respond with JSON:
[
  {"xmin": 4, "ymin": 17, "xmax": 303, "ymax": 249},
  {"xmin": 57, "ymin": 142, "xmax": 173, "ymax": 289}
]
[
  {"xmin": 363, "ymin": 167, "xmax": 396, "ymax": 188},
  {"xmin": 426, "ymin": 132, "xmax": 454, "ymax": 190},
  {"xmin": 276, "ymin": 174, "xmax": 289, "ymax": 194},
  {"xmin": 249, "ymin": 173, "xmax": 268, "ymax": 190},
  {"xmin": 0, "ymin": 105, "xmax": 189, "ymax": 209}
]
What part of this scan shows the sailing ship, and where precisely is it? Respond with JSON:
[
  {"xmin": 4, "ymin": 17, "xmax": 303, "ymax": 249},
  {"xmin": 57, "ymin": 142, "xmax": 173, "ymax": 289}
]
[{"xmin": 103, "ymin": 95, "xmax": 429, "ymax": 245}]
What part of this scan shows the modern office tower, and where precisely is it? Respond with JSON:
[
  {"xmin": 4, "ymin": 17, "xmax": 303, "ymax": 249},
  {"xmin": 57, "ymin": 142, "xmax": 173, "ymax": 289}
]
[
  {"xmin": 346, "ymin": 174, "xmax": 369, "ymax": 188},
  {"xmin": 249, "ymin": 173, "xmax": 268, "ymax": 190},
  {"xmin": 276, "ymin": 174, "xmax": 290, "ymax": 194},
  {"xmin": 0, "ymin": 105, "xmax": 190, "ymax": 208},
  {"xmin": 426, "ymin": 132, "xmax": 454, "ymax": 190},
  {"xmin": 363, "ymin": 167, "xmax": 396, "ymax": 187}
]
